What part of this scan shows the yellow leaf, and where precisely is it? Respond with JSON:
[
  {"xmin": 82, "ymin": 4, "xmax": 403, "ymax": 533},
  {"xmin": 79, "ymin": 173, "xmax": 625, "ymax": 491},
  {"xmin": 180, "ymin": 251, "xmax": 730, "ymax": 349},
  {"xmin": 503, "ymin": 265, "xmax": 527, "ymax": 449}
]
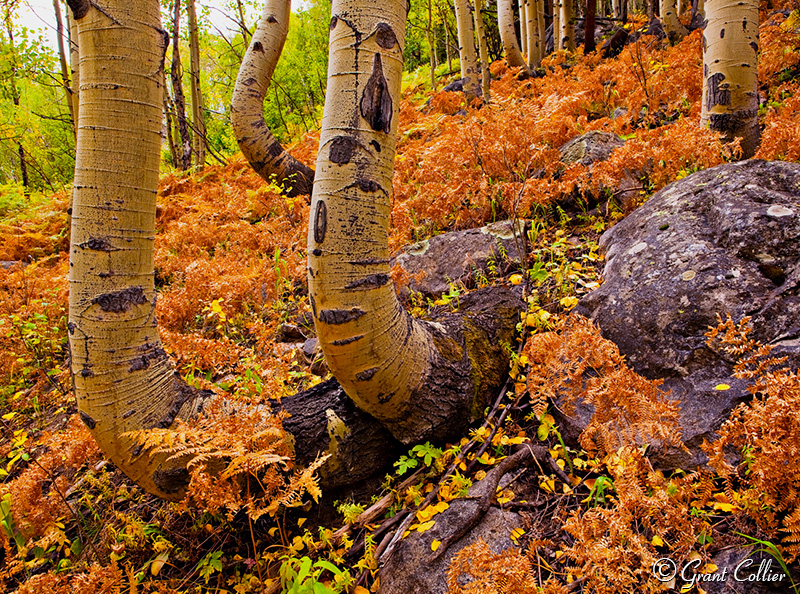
[
  {"xmin": 354, "ymin": 587, "xmax": 370, "ymax": 594},
  {"xmin": 713, "ymin": 502, "xmax": 736, "ymax": 512},
  {"xmin": 430, "ymin": 540, "xmax": 441, "ymax": 552},
  {"xmin": 560, "ymin": 296, "xmax": 579, "ymax": 309},
  {"xmin": 540, "ymin": 478, "xmax": 555, "ymax": 492},
  {"xmin": 714, "ymin": 383, "xmax": 731, "ymax": 391},
  {"xmin": 518, "ymin": 354, "xmax": 529, "ymax": 366},
  {"xmin": 268, "ymin": 527, "xmax": 279, "ymax": 537},
  {"xmin": 651, "ymin": 535, "xmax": 664, "ymax": 547},
  {"xmin": 297, "ymin": 517, "xmax": 307, "ymax": 527},
  {"xmin": 510, "ymin": 528, "xmax": 525, "ymax": 544},
  {"xmin": 1, "ymin": 412, "xmax": 16, "ymax": 420},
  {"xmin": 702, "ymin": 563, "xmax": 718, "ymax": 573},
  {"xmin": 416, "ymin": 520, "xmax": 436, "ymax": 533},
  {"xmin": 150, "ymin": 550, "xmax": 170, "ymax": 576},
  {"xmin": 509, "ymin": 274, "xmax": 523, "ymax": 285}
]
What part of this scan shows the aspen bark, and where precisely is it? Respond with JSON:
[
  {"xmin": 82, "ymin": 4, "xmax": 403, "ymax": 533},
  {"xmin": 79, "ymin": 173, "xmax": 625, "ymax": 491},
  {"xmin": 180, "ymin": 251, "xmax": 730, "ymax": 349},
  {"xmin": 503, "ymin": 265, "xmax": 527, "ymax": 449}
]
[
  {"xmin": 68, "ymin": 0, "xmax": 204, "ymax": 499},
  {"xmin": 473, "ymin": 0, "xmax": 491, "ymax": 99},
  {"xmin": 526, "ymin": 0, "xmax": 541, "ymax": 66},
  {"xmin": 498, "ymin": 0, "xmax": 525, "ymax": 67},
  {"xmin": 560, "ymin": 0, "xmax": 575, "ymax": 51},
  {"xmin": 660, "ymin": 0, "xmax": 687, "ymax": 42},
  {"xmin": 308, "ymin": 0, "xmax": 519, "ymax": 444},
  {"xmin": 535, "ymin": 0, "xmax": 545, "ymax": 57},
  {"xmin": 427, "ymin": 0, "xmax": 437, "ymax": 89},
  {"xmin": 453, "ymin": 0, "xmax": 482, "ymax": 100},
  {"xmin": 701, "ymin": 0, "xmax": 760, "ymax": 158},
  {"xmin": 519, "ymin": 0, "xmax": 528, "ymax": 54},
  {"xmin": 231, "ymin": 0, "xmax": 315, "ymax": 196},
  {"xmin": 553, "ymin": 0, "xmax": 561, "ymax": 50},
  {"xmin": 186, "ymin": 0, "xmax": 206, "ymax": 170}
]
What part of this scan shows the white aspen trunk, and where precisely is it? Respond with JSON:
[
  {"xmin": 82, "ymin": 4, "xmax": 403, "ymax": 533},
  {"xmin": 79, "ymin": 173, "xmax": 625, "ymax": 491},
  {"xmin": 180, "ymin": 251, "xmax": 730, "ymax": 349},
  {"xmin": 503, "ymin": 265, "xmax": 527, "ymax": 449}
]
[
  {"xmin": 499, "ymin": 0, "xmax": 525, "ymax": 67},
  {"xmin": 560, "ymin": 0, "xmax": 575, "ymax": 51},
  {"xmin": 187, "ymin": 0, "xmax": 206, "ymax": 170},
  {"xmin": 553, "ymin": 0, "xmax": 561, "ymax": 50},
  {"xmin": 473, "ymin": 0, "xmax": 491, "ymax": 99},
  {"xmin": 519, "ymin": 0, "xmax": 528, "ymax": 55},
  {"xmin": 454, "ymin": 0, "xmax": 482, "ymax": 100},
  {"xmin": 660, "ymin": 0, "xmax": 687, "ymax": 42},
  {"xmin": 701, "ymin": 0, "xmax": 760, "ymax": 158},
  {"xmin": 526, "ymin": 0, "xmax": 541, "ymax": 66}
]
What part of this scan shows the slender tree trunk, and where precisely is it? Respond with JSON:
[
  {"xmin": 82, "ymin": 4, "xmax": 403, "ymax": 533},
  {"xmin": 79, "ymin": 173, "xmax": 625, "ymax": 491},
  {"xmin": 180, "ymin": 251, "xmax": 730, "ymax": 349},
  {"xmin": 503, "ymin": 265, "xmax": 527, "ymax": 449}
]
[
  {"xmin": 163, "ymin": 70, "xmax": 180, "ymax": 167},
  {"xmin": 171, "ymin": 0, "xmax": 193, "ymax": 170},
  {"xmin": 427, "ymin": 0, "xmax": 438, "ymax": 89},
  {"xmin": 585, "ymin": 0, "xmax": 596, "ymax": 52},
  {"xmin": 231, "ymin": 0, "xmax": 315, "ymax": 196},
  {"xmin": 526, "ymin": 0, "xmax": 541, "ymax": 66},
  {"xmin": 560, "ymin": 0, "xmax": 575, "ymax": 50},
  {"xmin": 3, "ymin": 10, "xmax": 29, "ymax": 193},
  {"xmin": 453, "ymin": 0, "xmax": 481, "ymax": 100},
  {"xmin": 186, "ymin": 0, "xmax": 206, "ymax": 170},
  {"xmin": 701, "ymin": 0, "xmax": 760, "ymax": 158},
  {"xmin": 53, "ymin": 0, "xmax": 76, "ymax": 138},
  {"xmin": 235, "ymin": 0, "xmax": 251, "ymax": 45},
  {"xmin": 519, "ymin": 0, "xmax": 528, "ymax": 55},
  {"xmin": 473, "ymin": 0, "xmax": 490, "ymax": 99},
  {"xmin": 536, "ymin": 0, "xmax": 545, "ymax": 58},
  {"xmin": 443, "ymin": 10, "xmax": 453, "ymax": 74},
  {"xmin": 67, "ymin": 8, "xmax": 80, "ymax": 127},
  {"xmin": 498, "ymin": 0, "xmax": 525, "ymax": 67},
  {"xmin": 308, "ymin": 0, "xmax": 519, "ymax": 445},
  {"xmin": 553, "ymin": 0, "xmax": 561, "ymax": 50},
  {"xmin": 660, "ymin": 0, "xmax": 687, "ymax": 42}
]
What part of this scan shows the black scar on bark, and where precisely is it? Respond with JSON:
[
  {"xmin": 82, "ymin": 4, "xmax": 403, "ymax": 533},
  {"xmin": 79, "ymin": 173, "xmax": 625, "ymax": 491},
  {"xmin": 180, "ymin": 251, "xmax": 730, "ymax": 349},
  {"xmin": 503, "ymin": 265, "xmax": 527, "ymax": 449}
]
[
  {"xmin": 129, "ymin": 345, "xmax": 168, "ymax": 373},
  {"xmin": 375, "ymin": 23, "xmax": 397, "ymax": 49},
  {"xmin": 331, "ymin": 335, "xmax": 365, "ymax": 346},
  {"xmin": 266, "ymin": 14, "xmax": 278, "ymax": 24},
  {"xmin": 750, "ymin": 41, "xmax": 758, "ymax": 53},
  {"xmin": 314, "ymin": 201, "xmax": 328, "ymax": 244},
  {"xmin": 253, "ymin": 41, "xmax": 264, "ymax": 53},
  {"xmin": 709, "ymin": 110, "xmax": 756, "ymax": 134},
  {"xmin": 357, "ymin": 178, "xmax": 381, "ymax": 193},
  {"xmin": 356, "ymin": 367, "xmax": 379, "ymax": 381},
  {"xmin": 67, "ymin": 0, "xmax": 90, "ymax": 19},
  {"xmin": 313, "ymin": 248, "xmax": 322, "ymax": 256},
  {"xmin": 370, "ymin": 140, "xmax": 381, "ymax": 153},
  {"xmin": 330, "ymin": 16, "xmax": 338, "ymax": 30},
  {"xmin": 330, "ymin": 136, "xmax": 357, "ymax": 164},
  {"xmin": 81, "ymin": 237, "xmax": 115, "ymax": 251},
  {"xmin": 360, "ymin": 54, "xmax": 393, "ymax": 134},
  {"xmin": 706, "ymin": 72, "xmax": 730, "ymax": 110},
  {"xmin": 91, "ymin": 286, "xmax": 148, "ymax": 313},
  {"xmin": 79, "ymin": 411, "xmax": 97, "ymax": 429},
  {"xmin": 152, "ymin": 468, "xmax": 190, "ymax": 495},
  {"xmin": 319, "ymin": 308, "xmax": 366, "ymax": 324},
  {"xmin": 344, "ymin": 273, "xmax": 390, "ymax": 290},
  {"xmin": 720, "ymin": 28, "xmax": 725, "ymax": 38}
]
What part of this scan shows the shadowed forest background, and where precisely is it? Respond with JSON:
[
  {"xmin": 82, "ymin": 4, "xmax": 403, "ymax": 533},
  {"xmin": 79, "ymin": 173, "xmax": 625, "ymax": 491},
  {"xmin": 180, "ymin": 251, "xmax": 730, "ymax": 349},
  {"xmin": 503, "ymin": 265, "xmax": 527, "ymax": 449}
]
[{"xmin": 1, "ymin": 0, "xmax": 800, "ymax": 591}]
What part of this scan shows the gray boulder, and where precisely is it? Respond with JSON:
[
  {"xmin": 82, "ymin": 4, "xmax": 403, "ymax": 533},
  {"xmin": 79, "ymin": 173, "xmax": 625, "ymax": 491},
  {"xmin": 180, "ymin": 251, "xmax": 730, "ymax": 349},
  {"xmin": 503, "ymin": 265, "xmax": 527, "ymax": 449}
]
[{"xmin": 574, "ymin": 160, "xmax": 800, "ymax": 467}]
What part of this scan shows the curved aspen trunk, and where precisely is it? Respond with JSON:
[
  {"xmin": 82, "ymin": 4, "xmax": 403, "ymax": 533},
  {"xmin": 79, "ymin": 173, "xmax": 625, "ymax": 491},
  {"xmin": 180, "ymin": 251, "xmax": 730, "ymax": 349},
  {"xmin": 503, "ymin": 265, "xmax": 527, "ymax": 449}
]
[
  {"xmin": 701, "ymin": 0, "xmax": 759, "ymax": 158},
  {"xmin": 560, "ymin": 0, "xmax": 575, "ymax": 51},
  {"xmin": 473, "ymin": 0, "xmax": 491, "ymax": 99},
  {"xmin": 68, "ymin": 1, "xmax": 205, "ymax": 500},
  {"xmin": 660, "ymin": 0, "xmax": 687, "ymax": 42},
  {"xmin": 231, "ymin": 0, "xmax": 315, "ymax": 196},
  {"xmin": 499, "ymin": 0, "xmax": 525, "ymax": 67},
  {"xmin": 307, "ymin": 0, "xmax": 518, "ymax": 444},
  {"xmin": 453, "ymin": 0, "xmax": 482, "ymax": 100},
  {"xmin": 525, "ymin": 0, "xmax": 541, "ymax": 66}
]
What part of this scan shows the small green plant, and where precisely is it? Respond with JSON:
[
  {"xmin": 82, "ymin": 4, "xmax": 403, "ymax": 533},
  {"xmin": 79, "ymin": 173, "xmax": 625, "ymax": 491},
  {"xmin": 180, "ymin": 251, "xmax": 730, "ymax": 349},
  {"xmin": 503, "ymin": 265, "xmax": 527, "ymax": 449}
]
[
  {"xmin": 736, "ymin": 532, "xmax": 800, "ymax": 594},
  {"xmin": 198, "ymin": 550, "xmax": 224, "ymax": 584},
  {"xmin": 279, "ymin": 555, "xmax": 352, "ymax": 594},
  {"xmin": 0, "ymin": 493, "xmax": 25, "ymax": 550}
]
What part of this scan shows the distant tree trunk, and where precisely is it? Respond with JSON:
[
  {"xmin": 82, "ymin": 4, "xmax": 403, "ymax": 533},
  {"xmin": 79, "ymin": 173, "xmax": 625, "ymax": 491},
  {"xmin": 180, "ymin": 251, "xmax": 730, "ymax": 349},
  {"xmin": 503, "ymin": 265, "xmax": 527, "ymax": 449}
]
[
  {"xmin": 453, "ymin": 0, "xmax": 482, "ymax": 100},
  {"xmin": 499, "ymin": 0, "xmax": 525, "ymax": 66},
  {"xmin": 235, "ymin": 0, "xmax": 251, "ymax": 45},
  {"xmin": 536, "ymin": 0, "xmax": 545, "ymax": 57},
  {"xmin": 585, "ymin": 0, "xmax": 596, "ymax": 52},
  {"xmin": 171, "ymin": 0, "xmax": 193, "ymax": 170},
  {"xmin": 519, "ymin": 0, "xmax": 528, "ymax": 54},
  {"xmin": 67, "ymin": 8, "xmax": 80, "ymax": 127},
  {"xmin": 553, "ymin": 0, "xmax": 561, "ymax": 50},
  {"xmin": 660, "ymin": 0, "xmax": 687, "ymax": 42},
  {"xmin": 427, "ymin": 0, "xmax": 438, "ymax": 89},
  {"xmin": 560, "ymin": 0, "xmax": 575, "ymax": 50},
  {"xmin": 2, "ymin": 9, "xmax": 29, "ymax": 192},
  {"xmin": 231, "ymin": 0, "xmax": 315, "ymax": 196},
  {"xmin": 473, "ymin": 0, "xmax": 491, "ymax": 98},
  {"xmin": 186, "ymin": 0, "xmax": 206, "ymax": 170},
  {"xmin": 526, "ymin": 0, "xmax": 541, "ymax": 66},
  {"xmin": 163, "ymin": 70, "xmax": 180, "ymax": 167},
  {"xmin": 442, "ymin": 7, "xmax": 453, "ymax": 74},
  {"xmin": 701, "ymin": 0, "xmax": 760, "ymax": 158},
  {"xmin": 53, "ymin": 0, "xmax": 76, "ymax": 138}
]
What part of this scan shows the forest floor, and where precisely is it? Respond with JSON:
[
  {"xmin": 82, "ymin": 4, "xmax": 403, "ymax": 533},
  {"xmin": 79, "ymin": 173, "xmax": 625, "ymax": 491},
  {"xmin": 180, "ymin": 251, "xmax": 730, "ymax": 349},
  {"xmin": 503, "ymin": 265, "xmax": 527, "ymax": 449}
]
[{"xmin": 1, "ymin": 6, "xmax": 800, "ymax": 593}]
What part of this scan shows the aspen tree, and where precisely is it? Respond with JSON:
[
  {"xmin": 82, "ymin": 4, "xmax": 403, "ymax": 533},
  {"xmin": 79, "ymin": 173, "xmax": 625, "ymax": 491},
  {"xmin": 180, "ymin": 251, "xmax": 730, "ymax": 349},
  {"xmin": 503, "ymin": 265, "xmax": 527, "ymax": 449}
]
[
  {"xmin": 519, "ymin": 0, "xmax": 528, "ymax": 53},
  {"xmin": 308, "ymin": 0, "xmax": 518, "ymax": 444},
  {"xmin": 701, "ymin": 0, "xmax": 759, "ymax": 158},
  {"xmin": 473, "ymin": 0, "xmax": 491, "ymax": 98},
  {"xmin": 526, "ymin": 0, "xmax": 541, "ymax": 66},
  {"xmin": 170, "ymin": 0, "xmax": 193, "ymax": 170},
  {"xmin": 53, "ymin": 0, "xmax": 75, "ymax": 137},
  {"xmin": 187, "ymin": 0, "xmax": 206, "ymax": 169},
  {"xmin": 660, "ymin": 0, "xmax": 687, "ymax": 43},
  {"xmin": 498, "ymin": 0, "xmax": 525, "ymax": 67},
  {"xmin": 560, "ymin": 0, "xmax": 574, "ymax": 51},
  {"xmin": 553, "ymin": 0, "xmax": 561, "ymax": 50},
  {"xmin": 231, "ymin": 0, "xmax": 314, "ymax": 195},
  {"xmin": 453, "ymin": 0, "xmax": 482, "ymax": 100},
  {"xmin": 67, "ymin": 7, "xmax": 79, "ymax": 126},
  {"xmin": 66, "ymin": 0, "xmax": 204, "ymax": 499}
]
